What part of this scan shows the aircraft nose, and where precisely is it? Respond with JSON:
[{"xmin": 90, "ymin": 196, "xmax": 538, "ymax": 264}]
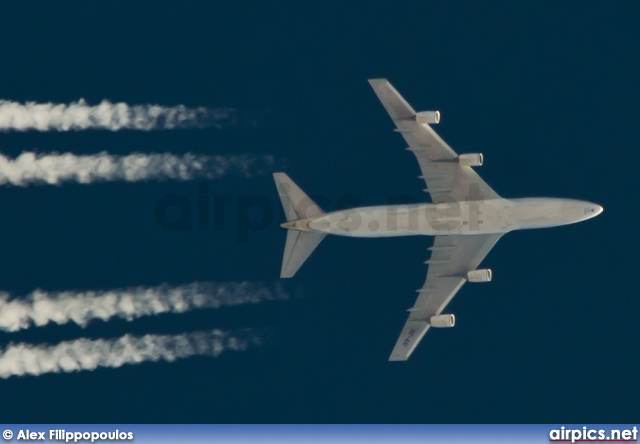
[{"xmin": 584, "ymin": 204, "xmax": 603, "ymax": 217}]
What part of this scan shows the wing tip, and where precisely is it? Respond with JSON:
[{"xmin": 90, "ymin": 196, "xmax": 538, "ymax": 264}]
[
  {"xmin": 279, "ymin": 269, "xmax": 294, "ymax": 279},
  {"xmin": 367, "ymin": 78, "xmax": 388, "ymax": 86}
]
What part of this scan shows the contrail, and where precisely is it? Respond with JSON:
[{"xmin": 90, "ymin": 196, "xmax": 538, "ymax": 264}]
[
  {"xmin": 0, "ymin": 329, "xmax": 260, "ymax": 378},
  {"xmin": 0, "ymin": 282, "xmax": 287, "ymax": 332},
  {"xmin": 0, "ymin": 99, "xmax": 236, "ymax": 131},
  {"xmin": 0, "ymin": 151, "xmax": 274, "ymax": 185}
]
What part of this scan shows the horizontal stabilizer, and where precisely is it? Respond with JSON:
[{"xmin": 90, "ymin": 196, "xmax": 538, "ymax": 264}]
[
  {"xmin": 273, "ymin": 172, "xmax": 324, "ymax": 222},
  {"xmin": 281, "ymin": 228, "xmax": 326, "ymax": 278},
  {"xmin": 273, "ymin": 172, "xmax": 326, "ymax": 278}
]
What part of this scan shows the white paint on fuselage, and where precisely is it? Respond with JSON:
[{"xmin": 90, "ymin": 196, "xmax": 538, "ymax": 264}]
[{"xmin": 305, "ymin": 198, "xmax": 603, "ymax": 237}]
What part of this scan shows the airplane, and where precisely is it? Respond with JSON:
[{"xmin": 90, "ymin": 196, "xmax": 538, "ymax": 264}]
[{"xmin": 273, "ymin": 79, "xmax": 603, "ymax": 361}]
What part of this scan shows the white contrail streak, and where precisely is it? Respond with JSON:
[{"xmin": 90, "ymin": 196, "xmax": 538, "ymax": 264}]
[
  {"xmin": 0, "ymin": 99, "xmax": 236, "ymax": 131},
  {"xmin": 0, "ymin": 152, "xmax": 274, "ymax": 185},
  {"xmin": 0, "ymin": 282, "xmax": 287, "ymax": 332},
  {"xmin": 0, "ymin": 329, "xmax": 260, "ymax": 378}
]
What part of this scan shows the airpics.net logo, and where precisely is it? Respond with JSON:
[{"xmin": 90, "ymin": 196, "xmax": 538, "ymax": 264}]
[
  {"xmin": 153, "ymin": 184, "xmax": 488, "ymax": 242},
  {"xmin": 549, "ymin": 426, "xmax": 638, "ymax": 443}
]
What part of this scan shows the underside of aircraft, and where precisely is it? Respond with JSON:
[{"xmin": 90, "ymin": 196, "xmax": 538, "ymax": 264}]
[{"xmin": 274, "ymin": 79, "xmax": 602, "ymax": 361}]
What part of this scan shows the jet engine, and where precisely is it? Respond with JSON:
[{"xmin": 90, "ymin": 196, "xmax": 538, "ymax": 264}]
[
  {"xmin": 429, "ymin": 314, "xmax": 455, "ymax": 328},
  {"xmin": 415, "ymin": 111, "xmax": 440, "ymax": 124},
  {"xmin": 458, "ymin": 153, "xmax": 484, "ymax": 166},
  {"xmin": 467, "ymin": 269, "xmax": 492, "ymax": 282}
]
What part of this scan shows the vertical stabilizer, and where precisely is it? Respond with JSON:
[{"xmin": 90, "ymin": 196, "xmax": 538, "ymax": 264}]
[{"xmin": 273, "ymin": 173, "xmax": 326, "ymax": 278}]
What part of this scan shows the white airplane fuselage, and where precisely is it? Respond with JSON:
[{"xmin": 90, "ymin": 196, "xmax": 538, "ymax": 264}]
[{"xmin": 283, "ymin": 198, "xmax": 603, "ymax": 237}]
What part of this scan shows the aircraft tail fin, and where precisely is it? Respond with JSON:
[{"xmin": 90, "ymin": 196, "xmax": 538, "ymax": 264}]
[{"xmin": 273, "ymin": 173, "xmax": 326, "ymax": 278}]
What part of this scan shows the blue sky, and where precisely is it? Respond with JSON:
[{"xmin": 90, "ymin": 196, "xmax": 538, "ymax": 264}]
[{"xmin": 0, "ymin": 1, "xmax": 637, "ymax": 423}]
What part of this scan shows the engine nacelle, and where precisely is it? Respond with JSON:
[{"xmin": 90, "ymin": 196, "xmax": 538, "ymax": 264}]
[
  {"xmin": 467, "ymin": 269, "xmax": 492, "ymax": 282},
  {"xmin": 429, "ymin": 314, "xmax": 455, "ymax": 328},
  {"xmin": 458, "ymin": 153, "xmax": 483, "ymax": 166},
  {"xmin": 415, "ymin": 111, "xmax": 440, "ymax": 124}
]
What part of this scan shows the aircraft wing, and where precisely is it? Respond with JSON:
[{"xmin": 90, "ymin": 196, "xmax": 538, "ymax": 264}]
[
  {"xmin": 389, "ymin": 234, "xmax": 502, "ymax": 361},
  {"xmin": 368, "ymin": 78, "xmax": 500, "ymax": 203}
]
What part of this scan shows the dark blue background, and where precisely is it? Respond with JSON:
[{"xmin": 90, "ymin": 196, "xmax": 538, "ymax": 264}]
[{"xmin": 0, "ymin": 1, "xmax": 637, "ymax": 423}]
